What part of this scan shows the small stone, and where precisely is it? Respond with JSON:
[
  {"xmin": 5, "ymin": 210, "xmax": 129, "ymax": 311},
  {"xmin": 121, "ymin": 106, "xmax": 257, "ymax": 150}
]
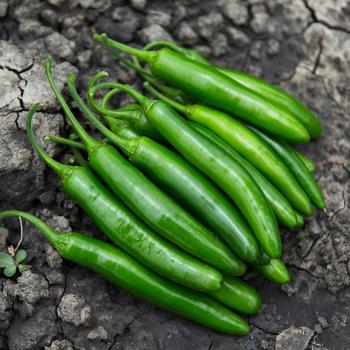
[
  {"xmin": 260, "ymin": 339, "xmax": 269, "ymax": 349},
  {"xmin": 87, "ymin": 326, "xmax": 109, "ymax": 340},
  {"xmin": 249, "ymin": 40, "xmax": 264, "ymax": 60},
  {"xmin": 146, "ymin": 10, "xmax": 172, "ymax": 28},
  {"xmin": 46, "ymin": 270, "xmax": 65, "ymax": 285},
  {"xmin": 46, "ymin": 0, "xmax": 65, "ymax": 6},
  {"xmin": 19, "ymin": 19, "xmax": 53, "ymax": 38},
  {"xmin": 45, "ymin": 340, "xmax": 74, "ymax": 350},
  {"xmin": 0, "ymin": 0, "xmax": 8, "ymax": 17},
  {"xmin": 0, "ymin": 227, "xmax": 9, "ymax": 250},
  {"xmin": 226, "ymin": 27, "xmax": 250, "ymax": 47},
  {"xmin": 176, "ymin": 22, "xmax": 199, "ymax": 46},
  {"xmin": 211, "ymin": 33, "xmax": 228, "ymax": 57},
  {"xmin": 250, "ymin": 4, "xmax": 272, "ymax": 34},
  {"xmin": 317, "ymin": 316, "xmax": 328, "ymax": 328},
  {"xmin": 138, "ymin": 24, "xmax": 173, "ymax": 44},
  {"xmin": 314, "ymin": 324, "xmax": 323, "ymax": 334},
  {"xmin": 17, "ymin": 270, "xmax": 49, "ymax": 304},
  {"xmin": 331, "ymin": 163, "xmax": 349, "ymax": 182},
  {"xmin": 219, "ymin": 0, "xmax": 249, "ymax": 26},
  {"xmin": 197, "ymin": 13, "xmax": 224, "ymax": 40},
  {"xmin": 40, "ymin": 9, "xmax": 58, "ymax": 27},
  {"xmin": 45, "ymin": 32, "xmax": 76, "ymax": 62},
  {"xmin": 58, "ymin": 293, "xmax": 92, "ymax": 326},
  {"xmin": 0, "ymin": 41, "xmax": 33, "ymax": 72},
  {"xmin": 45, "ymin": 243, "xmax": 62, "ymax": 269},
  {"xmin": 77, "ymin": 49, "xmax": 92, "ymax": 69},
  {"xmin": 266, "ymin": 38, "xmax": 280, "ymax": 56},
  {"xmin": 129, "ymin": 0, "xmax": 147, "ymax": 11},
  {"xmin": 61, "ymin": 14, "xmax": 85, "ymax": 28},
  {"xmin": 276, "ymin": 326, "xmax": 315, "ymax": 350},
  {"xmin": 39, "ymin": 191, "xmax": 55, "ymax": 206},
  {"xmin": 102, "ymin": 7, "xmax": 140, "ymax": 42}
]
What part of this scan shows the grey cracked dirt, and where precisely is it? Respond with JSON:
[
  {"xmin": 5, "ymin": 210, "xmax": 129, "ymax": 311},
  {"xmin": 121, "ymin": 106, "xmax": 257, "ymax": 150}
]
[{"xmin": 0, "ymin": 0, "xmax": 349, "ymax": 349}]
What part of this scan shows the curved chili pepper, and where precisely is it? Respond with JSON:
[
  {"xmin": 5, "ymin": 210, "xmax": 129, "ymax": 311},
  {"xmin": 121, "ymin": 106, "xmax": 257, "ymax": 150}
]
[
  {"xmin": 94, "ymin": 33, "xmax": 310, "ymax": 143},
  {"xmin": 253, "ymin": 258, "xmax": 291, "ymax": 285},
  {"xmin": 249, "ymin": 127, "xmax": 324, "ymax": 209},
  {"xmin": 88, "ymin": 79, "xmax": 282, "ymax": 259},
  {"xmin": 45, "ymin": 59, "xmax": 245, "ymax": 276},
  {"xmin": 0, "ymin": 210, "xmax": 250, "ymax": 334},
  {"xmin": 26, "ymin": 104, "xmax": 223, "ymax": 292},
  {"xmin": 139, "ymin": 40, "xmax": 322, "ymax": 138},
  {"xmin": 189, "ymin": 122, "xmax": 304, "ymax": 228},
  {"xmin": 83, "ymin": 82, "xmax": 261, "ymax": 263},
  {"xmin": 143, "ymin": 83, "xmax": 313, "ymax": 216}
]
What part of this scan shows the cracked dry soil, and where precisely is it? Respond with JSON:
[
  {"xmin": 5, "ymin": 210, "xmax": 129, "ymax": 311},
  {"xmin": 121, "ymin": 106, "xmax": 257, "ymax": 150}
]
[{"xmin": 0, "ymin": 0, "xmax": 349, "ymax": 349}]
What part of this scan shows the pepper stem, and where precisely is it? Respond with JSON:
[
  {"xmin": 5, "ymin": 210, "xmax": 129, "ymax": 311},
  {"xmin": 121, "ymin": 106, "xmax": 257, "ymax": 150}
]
[
  {"xmin": 88, "ymin": 82, "xmax": 142, "ymax": 121},
  {"xmin": 143, "ymin": 82, "xmax": 190, "ymax": 115},
  {"xmin": 0, "ymin": 210, "xmax": 66, "ymax": 254},
  {"xmin": 26, "ymin": 104, "xmax": 73, "ymax": 180},
  {"xmin": 44, "ymin": 135, "xmax": 86, "ymax": 150},
  {"xmin": 44, "ymin": 58, "xmax": 100, "ymax": 153},
  {"xmin": 93, "ymin": 33, "xmax": 157, "ymax": 64},
  {"xmin": 67, "ymin": 76, "xmax": 138, "ymax": 156}
]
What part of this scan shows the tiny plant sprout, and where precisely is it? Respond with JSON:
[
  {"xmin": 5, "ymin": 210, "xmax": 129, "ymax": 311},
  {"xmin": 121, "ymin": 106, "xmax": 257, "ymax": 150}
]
[{"xmin": 0, "ymin": 218, "xmax": 31, "ymax": 277}]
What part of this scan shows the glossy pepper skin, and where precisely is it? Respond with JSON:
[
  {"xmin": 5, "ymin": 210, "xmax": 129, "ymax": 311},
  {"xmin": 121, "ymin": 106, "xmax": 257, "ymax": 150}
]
[
  {"xmin": 87, "ymin": 80, "xmax": 282, "ymax": 259},
  {"xmin": 143, "ymin": 100, "xmax": 282, "ymax": 259},
  {"xmin": 250, "ymin": 127, "xmax": 325, "ymax": 209},
  {"xmin": 144, "ymin": 83, "xmax": 313, "ymax": 217},
  {"xmin": 217, "ymin": 68, "xmax": 322, "ymax": 139},
  {"xmin": 254, "ymin": 258, "xmax": 291, "ymax": 285},
  {"xmin": 190, "ymin": 122, "xmax": 304, "ymax": 228},
  {"xmin": 0, "ymin": 211, "xmax": 249, "ymax": 335},
  {"xmin": 210, "ymin": 276, "xmax": 261, "ymax": 315},
  {"xmin": 26, "ymin": 104, "xmax": 223, "ymax": 293},
  {"xmin": 45, "ymin": 60, "xmax": 245, "ymax": 277},
  {"xmin": 87, "ymin": 85, "xmax": 260, "ymax": 263},
  {"xmin": 140, "ymin": 40, "xmax": 321, "ymax": 139},
  {"xmin": 95, "ymin": 34, "xmax": 310, "ymax": 144}
]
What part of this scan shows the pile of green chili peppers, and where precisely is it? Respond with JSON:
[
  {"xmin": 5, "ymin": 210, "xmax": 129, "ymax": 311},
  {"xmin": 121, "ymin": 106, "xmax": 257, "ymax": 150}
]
[{"xmin": 0, "ymin": 34, "xmax": 325, "ymax": 336}]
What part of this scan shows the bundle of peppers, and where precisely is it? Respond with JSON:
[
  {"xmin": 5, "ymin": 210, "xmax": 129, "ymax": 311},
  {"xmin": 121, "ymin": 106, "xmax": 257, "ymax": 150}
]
[{"xmin": 0, "ymin": 34, "xmax": 324, "ymax": 335}]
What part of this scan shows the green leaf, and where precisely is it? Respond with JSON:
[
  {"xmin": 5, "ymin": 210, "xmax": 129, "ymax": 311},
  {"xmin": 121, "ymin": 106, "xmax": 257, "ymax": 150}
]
[
  {"xmin": 15, "ymin": 249, "xmax": 27, "ymax": 263},
  {"xmin": 4, "ymin": 265, "xmax": 17, "ymax": 277},
  {"xmin": 0, "ymin": 252, "xmax": 14, "ymax": 268},
  {"xmin": 18, "ymin": 264, "xmax": 31, "ymax": 273}
]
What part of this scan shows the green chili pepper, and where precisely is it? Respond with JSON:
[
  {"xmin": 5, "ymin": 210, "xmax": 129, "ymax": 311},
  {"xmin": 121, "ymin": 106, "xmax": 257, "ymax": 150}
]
[
  {"xmin": 64, "ymin": 80, "xmax": 260, "ymax": 263},
  {"xmin": 45, "ymin": 59, "xmax": 245, "ymax": 276},
  {"xmin": 26, "ymin": 104, "xmax": 223, "ymax": 292},
  {"xmin": 140, "ymin": 40, "xmax": 321, "ymax": 138},
  {"xmin": 210, "ymin": 276, "xmax": 261, "ymax": 315},
  {"xmin": 88, "ymin": 79, "xmax": 282, "ymax": 259},
  {"xmin": 254, "ymin": 258, "xmax": 291, "ymax": 285},
  {"xmin": 294, "ymin": 150, "xmax": 316, "ymax": 174},
  {"xmin": 94, "ymin": 33, "xmax": 310, "ymax": 143},
  {"xmin": 144, "ymin": 83, "xmax": 313, "ymax": 217},
  {"xmin": 0, "ymin": 211, "xmax": 250, "ymax": 334},
  {"xmin": 249, "ymin": 127, "xmax": 324, "ymax": 209},
  {"xmin": 189, "ymin": 122, "xmax": 304, "ymax": 228}
]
